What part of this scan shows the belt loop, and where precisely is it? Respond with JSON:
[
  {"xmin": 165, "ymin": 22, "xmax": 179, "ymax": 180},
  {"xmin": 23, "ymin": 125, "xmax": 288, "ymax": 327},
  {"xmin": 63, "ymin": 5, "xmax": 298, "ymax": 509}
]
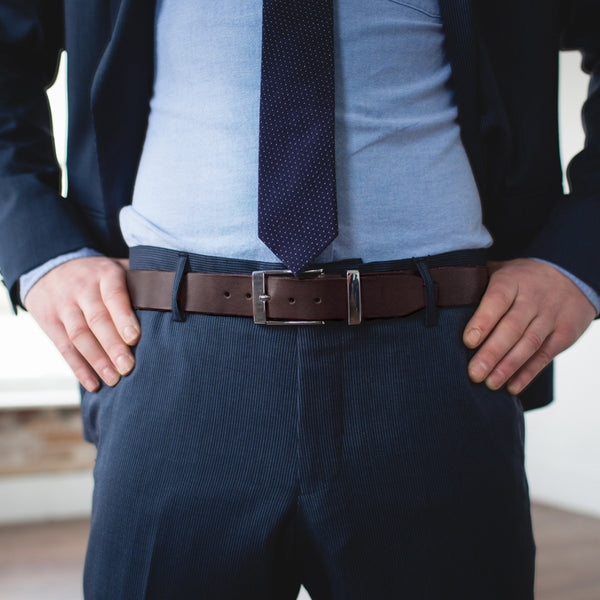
[
  {"xmin": 172, "ymin": 254, "xmax": 189, "ymax": 322},
  {"xmin": 415, "ymin": 259, "xmax": 438, "ymax": 327}
]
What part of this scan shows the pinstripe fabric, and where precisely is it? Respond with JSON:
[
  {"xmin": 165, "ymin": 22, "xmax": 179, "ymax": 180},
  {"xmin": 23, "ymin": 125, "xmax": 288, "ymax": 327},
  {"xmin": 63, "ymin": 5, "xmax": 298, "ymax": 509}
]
[{"xmin": 81, "ymin": 247, "xmax": 534, "ymax": 599}]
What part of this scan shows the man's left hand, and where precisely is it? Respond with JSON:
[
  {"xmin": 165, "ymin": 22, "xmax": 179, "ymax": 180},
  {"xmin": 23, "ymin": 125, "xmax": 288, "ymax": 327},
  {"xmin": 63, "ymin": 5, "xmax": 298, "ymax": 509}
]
[{"xmin": 463, "ymin": 258, "xmax": 597, "ymax": 395}]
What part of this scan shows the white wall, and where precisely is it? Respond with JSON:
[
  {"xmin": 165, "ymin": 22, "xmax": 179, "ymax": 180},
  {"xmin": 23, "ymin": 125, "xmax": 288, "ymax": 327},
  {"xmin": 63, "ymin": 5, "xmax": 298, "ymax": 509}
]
[
  {"xmin": 524, "ymin": 52, "xmax": 600, "ymax": 519},
  {"xmin": 0, "ymin": 55, "xmax": 78, "ymax": 411}
]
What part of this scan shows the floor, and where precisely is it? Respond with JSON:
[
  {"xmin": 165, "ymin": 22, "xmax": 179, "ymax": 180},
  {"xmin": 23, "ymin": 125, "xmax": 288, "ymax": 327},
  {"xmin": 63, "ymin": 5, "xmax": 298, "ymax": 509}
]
[{"xmin": 0, "ymin": 504, "xmax": 598, "ymax": 599}]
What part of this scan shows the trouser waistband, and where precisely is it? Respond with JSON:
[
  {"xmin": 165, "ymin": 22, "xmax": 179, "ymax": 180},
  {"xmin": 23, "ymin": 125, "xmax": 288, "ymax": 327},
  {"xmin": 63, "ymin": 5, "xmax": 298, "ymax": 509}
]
[{"xmin": 128, "ymin": 245, "xmax": 487, "ymax": 273}]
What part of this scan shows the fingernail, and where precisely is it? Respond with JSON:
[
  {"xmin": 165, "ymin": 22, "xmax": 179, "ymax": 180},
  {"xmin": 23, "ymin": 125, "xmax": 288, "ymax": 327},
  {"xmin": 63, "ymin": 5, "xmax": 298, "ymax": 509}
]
[
  {"xmin": 116, "ymin": 354, "xmax": 134, "ymax": 375},
  {"xmin": 507, "ymin": 382, "xmax": 522, "ymax": 395},
  {"xmin": 123, "ymin": 325, "xmax": 139, "ymax": 344},
  {"xmin": 102, "ymin": 367, "xmax": 120, "ymax": 386},
  {"xmin": 465, "ymin": 329, "xmax": 481, "ymax": 347},
  {"xmin": 486, "ymin": 372, "xmax": 502, "ymax": 390},
  {"xmin": 85, "ymin": 379, "xmax": 99, "ymax": 392},
  {"xmin": 469, "ymin": 361, "xmax": 486, "ymax": 382}
]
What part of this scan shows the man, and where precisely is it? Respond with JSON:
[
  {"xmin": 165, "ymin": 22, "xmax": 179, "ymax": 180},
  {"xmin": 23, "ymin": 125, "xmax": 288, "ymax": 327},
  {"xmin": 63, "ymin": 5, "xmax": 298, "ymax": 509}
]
[{"xmin": 0, "ymin": 0, "xmax": 598, "ymax": 598}]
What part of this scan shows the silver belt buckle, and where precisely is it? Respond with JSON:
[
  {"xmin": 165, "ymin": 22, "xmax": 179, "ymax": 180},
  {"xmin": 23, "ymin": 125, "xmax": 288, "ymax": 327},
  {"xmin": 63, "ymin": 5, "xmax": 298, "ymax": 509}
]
[
  {"xmin": 251, "ymin": 269, "xmax": 325, "ymax": 325},
  {"xmin": 251, "ymin": 268, "xmax": 362, "ymax": 326}
]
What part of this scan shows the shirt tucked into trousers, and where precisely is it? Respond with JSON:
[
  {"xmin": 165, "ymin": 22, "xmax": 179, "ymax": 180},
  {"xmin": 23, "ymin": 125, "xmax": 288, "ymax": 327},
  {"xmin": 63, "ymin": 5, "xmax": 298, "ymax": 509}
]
[{"xmin": 81, "ymin": 1, "xmax": 536, "ymax": 598}]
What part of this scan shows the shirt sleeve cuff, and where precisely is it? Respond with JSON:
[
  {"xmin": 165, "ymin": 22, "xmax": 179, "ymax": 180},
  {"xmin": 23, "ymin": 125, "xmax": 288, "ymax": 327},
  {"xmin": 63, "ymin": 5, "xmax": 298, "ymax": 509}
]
[
  {"xmin": 529, "ymin": 258, "xmax": 600, "ymax": 315},
  {"xmin": 19, "ymin": 247, "xmax": 104, "ymax": 306}
]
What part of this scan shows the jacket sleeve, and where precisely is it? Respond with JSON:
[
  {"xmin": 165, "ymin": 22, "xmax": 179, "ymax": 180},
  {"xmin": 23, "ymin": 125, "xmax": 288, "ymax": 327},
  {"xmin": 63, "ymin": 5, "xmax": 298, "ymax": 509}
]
[
  {"xmin": 0, "ymin": 1, "xmax": 95, "ymax": 310},
  {"xmin": 524, "ymin": 0, "xmax": 600, "ymax": 295}
]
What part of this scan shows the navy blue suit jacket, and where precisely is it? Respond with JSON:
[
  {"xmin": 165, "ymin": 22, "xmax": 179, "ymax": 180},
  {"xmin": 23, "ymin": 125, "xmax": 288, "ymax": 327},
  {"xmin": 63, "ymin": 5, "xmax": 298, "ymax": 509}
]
[{"xmin": 0, "ymin": 0, "xmax": 599, "ymax": 410}]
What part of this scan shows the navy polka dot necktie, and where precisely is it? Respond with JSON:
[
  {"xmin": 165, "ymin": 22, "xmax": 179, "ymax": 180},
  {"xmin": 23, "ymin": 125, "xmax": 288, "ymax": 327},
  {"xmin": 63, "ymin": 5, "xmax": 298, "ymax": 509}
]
[{"xmin": 258, "ymin": 0, "xmax": 338, "ymax": 276}]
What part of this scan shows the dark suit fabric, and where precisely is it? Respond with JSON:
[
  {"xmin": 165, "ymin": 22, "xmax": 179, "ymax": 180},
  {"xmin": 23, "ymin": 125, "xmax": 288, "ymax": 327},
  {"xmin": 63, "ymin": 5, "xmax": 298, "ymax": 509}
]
[
  {"xmin": 0, "ymin": 4, "xmax": 576, "ymax": 595},
  {"xmin": 1, "ymin": 0, "xmax": 599, "ymax": 409},
  {"xmin": 79, "ymin": 248, "xmax": 535, "ymax": 600}
]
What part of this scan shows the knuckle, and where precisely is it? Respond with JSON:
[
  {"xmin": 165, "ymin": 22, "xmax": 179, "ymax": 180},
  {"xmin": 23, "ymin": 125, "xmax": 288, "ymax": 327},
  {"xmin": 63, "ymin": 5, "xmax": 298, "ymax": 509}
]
[
  {"xmin": 555, "ymin": 322, "xmax": 577, "ymax": 343},
  {"xmin": 553, "ymin": 337, "xmax": 571, "ymax": 354},
  {"xmin": 66, "ymin": 323, "xmax": 90, "ymax": 344},
  {"xmin": 55, "ymin": 339, "xmax": 76, "ymax": 358},
  {"xmin": 502, "ymin": 355, "xmax": 530, "ymax": 383},
  {"xmin": 550, "ymin": 329, "xmax": 575, "ymax": 353},
  {"xmin": 499, "ymin": 356, "xmax": 521, "ymax": 376},
  {"xmin": 46, "ymin": 314, "xmax": 64, "ymax": 330},
  {"xmin": 70, "ymin": 272, "xmax": 97, "ymax": 296},
  {"xmin": 86, "ymin": 310, "xmax": 111, "ymax": 329},
  {"xmin": 517, "ymin": 293, "xmax": 540, "ymax": 312},
  {"xmin": 101, "ymin": 284, "xmax": 128, "ymax": 306},
  {"xmin": 489, "ymin": 269, "xmax": 514, "ymax": 286},
  {"xmin": 492, "ymin": 363, "xmax": 510, "ymax": 381},
  {"xmin": 73, "ymin": 366, "xmax": 94, "ymax": 384},
  {"xmin": 35, "ymin": 298, "xmax": 71, "ymax": 324},
  {"xmin": 38, "ymin": 314, "xmax": 64, "ymax": 337},
  {"xmin": 541, "ymin": 302, "xmax": 561, "ymax": 322},
  {"xmin": 489, "ymin": 268, "xmax": 511, "ymax": 282},
  {"xmin": 470, "ymin": 309, "xmax": 495, "ymax": 335},
  {"xmin": 523, "ymin": 330, "xmax": 545, "ymax": 351},
  {"xmin": 106, "ymin": 342, "xmax": 128, "ymax": 360},
  {"xmin": 477, "ymin": 348, "xmax": 499, "ymax": 368},
  {"xmin": 536, "ymin": 348, "xmax": 554, "ymax": 366},
  {"xmin": 501, "ymin": 318, "xmax": 524, "ymax": 340},
  {"xmin": 487, "ymin": 286, "xmax": 514, "ymax": 307},
  {"xmin": 98, "ymin": 260, "xmax": 122, "ymax": 278},
  {"xmin": 90, "ymin": 357, "xmax": 114, "ymax": 376},
  {"xmin": 512, "ymin": 369, "xmax": 535, "ymax": 391}
]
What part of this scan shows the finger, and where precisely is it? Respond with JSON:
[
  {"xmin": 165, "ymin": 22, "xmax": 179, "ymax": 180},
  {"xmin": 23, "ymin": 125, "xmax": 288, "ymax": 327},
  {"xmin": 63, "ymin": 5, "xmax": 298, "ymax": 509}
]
[
  {"xmin": 78, "ymin": 296, "xmax": 136, "ymax": 376},
  {"xmin": 99, "ymin": 269, "xmax": 140, "ymax": 345},
  {"xmin": 467, "ymin": 298, "xmax": 538, "ymax": 383},
  {"xmin": 62, "ymin": 306, "xmax": 121, "ymax": 386},
  {"xmin": 506, "ymin": 332, "xmax": 566, "ymax": 395},
  {"xmin": 42, "ymin": 319, "xmax": 101, "ymax": 393},
  {"xmin": 483, "ymin": 317, "xmax": 553, "ymax": 390},
  {"xmin": 463, "ymin": 273, "xmax": 518, "ymax": 348}
]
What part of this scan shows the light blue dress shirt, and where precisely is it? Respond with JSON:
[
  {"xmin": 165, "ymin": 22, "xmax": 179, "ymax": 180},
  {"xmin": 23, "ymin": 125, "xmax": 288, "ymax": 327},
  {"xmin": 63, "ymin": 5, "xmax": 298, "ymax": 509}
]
[
  {"xmin": 20, "ymin": 0, "xmax": 600, "ymax": 313},
  {"xmin": 121, "ymin": 0, "xmax": 491, "ymax": 263}
]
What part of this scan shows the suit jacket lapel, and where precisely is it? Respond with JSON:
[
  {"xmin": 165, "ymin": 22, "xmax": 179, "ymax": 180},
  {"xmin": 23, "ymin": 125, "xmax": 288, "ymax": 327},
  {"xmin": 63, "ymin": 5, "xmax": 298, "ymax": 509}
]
[
  {"xmin": 438, "ymin": 0, "xmax": 483, "ymax": 190},
  {"xmin": 90, "ymin": 0, "xmax": 157, "ymax": 246}
]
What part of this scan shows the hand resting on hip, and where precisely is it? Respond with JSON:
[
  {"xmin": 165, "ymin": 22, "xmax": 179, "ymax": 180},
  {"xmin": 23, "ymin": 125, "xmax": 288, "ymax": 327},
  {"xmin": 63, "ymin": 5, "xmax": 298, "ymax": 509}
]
[{"xmin": 24, "ymin": 256, "xmax": 140, "ymax": 392}]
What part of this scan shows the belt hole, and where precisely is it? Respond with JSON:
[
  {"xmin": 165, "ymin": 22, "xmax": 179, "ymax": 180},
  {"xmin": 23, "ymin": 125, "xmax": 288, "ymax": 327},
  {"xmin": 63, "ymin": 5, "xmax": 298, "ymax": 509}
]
[
  {"xmin": 288, "ymin": 297, "xmax": 296, "ymax": 304},
  {"xmin": 224, "ymin": 291, "xmax": 231, "ymax": 299},
  {"xmin": 314, "ymin": 297, "xmax": 322, "ymax": 304},
  {"xmin": 245, "ymin": 292, "xmax": 251, "ymax": 299}
]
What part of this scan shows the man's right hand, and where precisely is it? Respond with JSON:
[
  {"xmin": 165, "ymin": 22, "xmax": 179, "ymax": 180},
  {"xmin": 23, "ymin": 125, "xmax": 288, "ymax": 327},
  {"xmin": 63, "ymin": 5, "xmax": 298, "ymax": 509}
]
[{"xmin": 24, "ymin": 256, "xmax": 140, "ymax": 392}]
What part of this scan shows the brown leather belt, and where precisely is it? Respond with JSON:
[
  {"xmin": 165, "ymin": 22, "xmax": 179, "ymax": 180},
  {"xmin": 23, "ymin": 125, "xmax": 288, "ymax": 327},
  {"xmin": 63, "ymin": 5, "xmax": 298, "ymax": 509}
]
[{"xmin": 127, "ymin": 266, "xmax": 488, "ymax": 325}]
